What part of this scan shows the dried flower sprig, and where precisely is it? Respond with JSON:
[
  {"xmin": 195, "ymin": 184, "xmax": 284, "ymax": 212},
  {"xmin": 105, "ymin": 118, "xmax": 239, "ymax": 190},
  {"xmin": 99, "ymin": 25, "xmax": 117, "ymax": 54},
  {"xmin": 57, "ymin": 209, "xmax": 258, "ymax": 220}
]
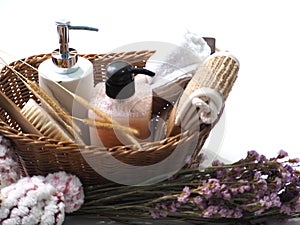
[{"xmin": 75, "ymin": 150, "xmax": 300, "ymax": 224}]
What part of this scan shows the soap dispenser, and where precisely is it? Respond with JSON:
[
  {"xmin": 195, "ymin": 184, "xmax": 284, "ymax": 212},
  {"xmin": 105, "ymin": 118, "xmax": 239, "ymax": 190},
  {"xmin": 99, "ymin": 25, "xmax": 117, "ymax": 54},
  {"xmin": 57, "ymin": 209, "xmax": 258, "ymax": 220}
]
[
  {"xmin": 38, "ymin": 20, "xmax": 98, "ymax": 144},
  {"xmin": 89, "ymin": 61, "xmax": 155, "ymax": 147}
]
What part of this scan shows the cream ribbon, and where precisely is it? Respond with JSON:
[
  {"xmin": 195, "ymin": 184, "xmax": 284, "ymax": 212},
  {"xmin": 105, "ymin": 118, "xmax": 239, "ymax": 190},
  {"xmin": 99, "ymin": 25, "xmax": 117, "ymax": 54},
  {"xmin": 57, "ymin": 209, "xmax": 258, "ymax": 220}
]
[{"xmin": 175, "ymin": 87, "xmax": 223, "ymax": 129}]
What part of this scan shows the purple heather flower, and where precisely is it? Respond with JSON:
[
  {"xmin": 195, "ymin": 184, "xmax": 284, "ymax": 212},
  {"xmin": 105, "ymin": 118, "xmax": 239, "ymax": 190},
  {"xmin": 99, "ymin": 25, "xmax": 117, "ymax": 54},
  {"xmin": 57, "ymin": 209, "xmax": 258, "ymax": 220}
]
[
  {"xmin": 257, "ymin": 179, "xmax": 268, "ymax": 191},
  {"xmin": 272, "ymin": 196, "xmax": 282, "ymax": 208},
  {"xmin": 159, "ymin": 211, "xmax": 168, "ymax": 218},
  {"xmin": 254, "ymin": 171, "xmax": 262, "ymax": 181},
  {"xmin": 193, "ymin": 196, "xmax": 203, "ymax": 205},
  {"xmin": 203, "ymin": 210, "xmax": 213, "ymax": 218},
  {"xmin": 281, "ymin": 172, "xmax": 293, "ymax": 183},
  {"xmin": 244, "ymin": 184, "xmax": 251, "ymax": 191},
  {"xmin": 207, "ymin": 178, "xmax": 219, "ymax": 184},
  {"xmin": 230, "ymin": 187, "xmax": 239, "ymax": 196},
  {"xmin": 203, "ymin": 205, "xmax": 219, "ymax": 218},
  {"xmin": 284, "ymin": 165, "xmax": 294, "ymax": 174},
  {"xmin": 227, "ymin": 209, "xmax": 235, "ymax": 218},
  {"xmin": 202, "ymin": 186, "xmax": 213, "ymax": 199},
  {"xmin": 216, "ymin": 170, "xmax": 226, "ymax": 179},
  {"xmin": 254, "ymin": 208, "xmax": 265, "ymax": 216},
  {"xmin": 160, "ymin": 202, "xmax": 168, "ymax": 210},
  {"xmin": 233, "ymin": 208, "xmax": 243, "ymax": 218},
  {"xmin": 278, "ymin": 149, "xmax": 289, "ymax": 159},
  {"xmin": 170, "ymin": 204, "xmax": 177, "ymax": 212},
  {"xmin": 220, "ymin": 184, "xmax": 227, "ymax": 190},
  {"xmin": 183, "ymin": 186, "xmax": 190, "ymax": 193},
  {"xmin": 212, "ymin": 160, "xmax": 225, "ymax": 166},
  {"xmin": 280, "ymin": 204, "xmax": 292, "ymax": 215},
  {"xmin": 238, "ymin": 180, "xmax": 252, "ymax": 193},
  {"xmin": 294, "ymin": 198, "xmax": 300, "ymax": 212},
  {"xmin": 151, "ymin": 203, "xmax": 169, "ymax": 218},
  {"xmin": 193, "ymin": 196, "xmax": 206, "ymax": 210},
  {"xmin": 218, "ymin": 206, "xmax": 230, "ymax": 218},
  {"xmin": 256, "ymin": 189, "xmax": 266, "ymax": 198},
  {"xmin": 239, "ymin": 186, "xmax": 245, "ymax": 194},
  {"xmin": 207, "ymin": 178, "xmax": 221, "ymax": 193},
  {"xmin": 274, "ymin": 177, "xmax": 282, "ymax": 188},
  {"xmin": 221, "ymin": 189, "xmax": 231, "ymax": 201},
  {"xmin": 217, "ymin": 206, "xmax": 237, "ymax": 218},
  {"xmin": 238, "ymin": 180, "xmax": 252, "ymax": 194},
  {"xmin": 234, "ymin": 166, "xmax": 241, "ymax": 174},
  {"xmin": 247, "ymin": 150, "xmax": 260, "ymax": 161},
  {"xmin": 258, "ymin": 154, "xmax": 267, "ymax": 162},
  {"xmin": 150, "ymin": 210, "xmax": 160, "ymax": 219},
  {"xmin": 222, "ymin": 208, "xmax": 235, "ymax": 218},
  {"xmin": 170, "ymin": 201, "xmax": 180, "ymax": 212},
  {"xmin": 259, "ymin": 194, "xmax": 280, "ymax": 210},
  {"xmin": 178, "ymin": 186, "xmax": 190, "ymax": 203}
]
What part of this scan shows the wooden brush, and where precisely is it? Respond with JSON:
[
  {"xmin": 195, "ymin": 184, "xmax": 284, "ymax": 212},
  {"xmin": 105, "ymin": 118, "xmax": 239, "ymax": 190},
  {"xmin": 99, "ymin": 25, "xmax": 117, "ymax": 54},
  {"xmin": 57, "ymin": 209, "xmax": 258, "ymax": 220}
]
[
  {"xmin": 0, "ymin": 90, "xmax": 41, "ymax": 135},
  {"xmin": 21, "ymin": 99, "xmax": 74, "ymax": 142}
]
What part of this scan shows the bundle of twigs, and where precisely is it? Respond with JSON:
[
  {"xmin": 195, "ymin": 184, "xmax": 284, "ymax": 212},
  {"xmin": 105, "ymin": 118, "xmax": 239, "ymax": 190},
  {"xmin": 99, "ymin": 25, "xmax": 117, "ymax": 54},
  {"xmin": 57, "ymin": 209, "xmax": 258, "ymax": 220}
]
[{"xmin": 75, "ymin": 150, "xmax": 300, "ymax": 225}]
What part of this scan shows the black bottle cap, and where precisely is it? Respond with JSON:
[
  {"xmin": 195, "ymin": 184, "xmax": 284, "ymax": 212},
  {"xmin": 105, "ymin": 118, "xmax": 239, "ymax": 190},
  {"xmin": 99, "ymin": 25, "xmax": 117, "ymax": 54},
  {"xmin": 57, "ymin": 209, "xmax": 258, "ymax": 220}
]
[{"xmin": 105, "ymin": 61, "xmax": 155, "ymax": 99}]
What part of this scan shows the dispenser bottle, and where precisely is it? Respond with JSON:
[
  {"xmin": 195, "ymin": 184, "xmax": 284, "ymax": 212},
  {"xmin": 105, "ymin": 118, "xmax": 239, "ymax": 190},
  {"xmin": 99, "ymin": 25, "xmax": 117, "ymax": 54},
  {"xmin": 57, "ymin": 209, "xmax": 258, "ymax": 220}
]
[
  {"xmin": 89, "ymin": 61, "xmax": 155, "ymax": 147},
  {"xmin": 38, "ymin": 20, "xmax": 98, "ymax": 144}
]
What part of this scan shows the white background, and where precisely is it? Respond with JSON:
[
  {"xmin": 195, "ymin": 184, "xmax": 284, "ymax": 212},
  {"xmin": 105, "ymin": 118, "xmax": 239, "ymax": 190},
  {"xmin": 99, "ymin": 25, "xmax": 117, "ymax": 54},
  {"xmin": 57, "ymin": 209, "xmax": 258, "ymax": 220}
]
[{"xmin": 0, "ymin": 0, "xmax": 300, "ymax": 223}]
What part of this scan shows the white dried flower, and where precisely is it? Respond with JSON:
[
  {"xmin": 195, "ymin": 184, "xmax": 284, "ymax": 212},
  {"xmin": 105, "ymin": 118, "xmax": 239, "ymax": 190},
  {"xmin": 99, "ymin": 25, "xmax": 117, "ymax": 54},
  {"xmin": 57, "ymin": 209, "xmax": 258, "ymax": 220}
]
[
  {"xmin": 0, "ymin": 176, "xmax": 65, "ymax": 225},
  {"xmin": 45, "ymin": 171, "xmax": 84, "ymax": 213},
  {"xmin": 0, "ymin": 136, "xmax": 20, "ymax": 188}
]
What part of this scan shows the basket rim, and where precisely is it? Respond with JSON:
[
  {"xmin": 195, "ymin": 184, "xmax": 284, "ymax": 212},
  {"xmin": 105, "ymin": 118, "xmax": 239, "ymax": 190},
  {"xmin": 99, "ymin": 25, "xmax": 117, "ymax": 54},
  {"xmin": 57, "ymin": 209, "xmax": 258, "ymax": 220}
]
[{"xmin": 0, "ymin": 119, "xmax": 212, "ymax": 151}]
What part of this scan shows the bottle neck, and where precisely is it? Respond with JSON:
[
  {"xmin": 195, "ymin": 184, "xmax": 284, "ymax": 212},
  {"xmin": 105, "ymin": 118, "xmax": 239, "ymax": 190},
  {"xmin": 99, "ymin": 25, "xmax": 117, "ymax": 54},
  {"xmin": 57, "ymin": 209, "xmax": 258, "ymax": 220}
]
[{"xmin": 52, "ymin": 48, "xmax": 79, "ymax": 74}]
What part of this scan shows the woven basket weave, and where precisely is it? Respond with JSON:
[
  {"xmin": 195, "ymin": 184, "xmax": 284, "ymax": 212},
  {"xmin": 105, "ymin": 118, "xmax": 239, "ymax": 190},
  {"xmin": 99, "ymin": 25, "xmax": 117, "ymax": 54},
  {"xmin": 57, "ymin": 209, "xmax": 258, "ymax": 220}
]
[{"xmin": 0, "ymin": 50, "xmax": 234, "ymax": 187}]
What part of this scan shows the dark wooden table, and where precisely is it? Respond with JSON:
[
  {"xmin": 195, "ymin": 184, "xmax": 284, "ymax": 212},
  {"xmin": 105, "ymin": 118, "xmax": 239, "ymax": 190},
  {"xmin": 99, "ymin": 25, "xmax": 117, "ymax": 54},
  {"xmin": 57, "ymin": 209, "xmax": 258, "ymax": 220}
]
[{"xmin": 64, "ymin": 216, "xmax": 300, "ymax": 225}]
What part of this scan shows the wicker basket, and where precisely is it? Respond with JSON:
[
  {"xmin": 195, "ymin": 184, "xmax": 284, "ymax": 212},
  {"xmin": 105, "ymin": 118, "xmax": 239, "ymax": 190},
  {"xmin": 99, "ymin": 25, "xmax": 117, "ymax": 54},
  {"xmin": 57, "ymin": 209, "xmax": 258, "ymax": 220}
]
[{"xmin": 0, "ymin": 50, "xmax": 234, "ymax": 187}]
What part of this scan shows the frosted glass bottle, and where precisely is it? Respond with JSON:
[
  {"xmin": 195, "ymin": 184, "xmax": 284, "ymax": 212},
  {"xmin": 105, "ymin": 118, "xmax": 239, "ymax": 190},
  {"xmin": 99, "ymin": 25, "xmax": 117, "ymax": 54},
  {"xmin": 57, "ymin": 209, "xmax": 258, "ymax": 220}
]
[{"xmin": 89, "ymin": 61, "xmax": 155, "ymax": 147}]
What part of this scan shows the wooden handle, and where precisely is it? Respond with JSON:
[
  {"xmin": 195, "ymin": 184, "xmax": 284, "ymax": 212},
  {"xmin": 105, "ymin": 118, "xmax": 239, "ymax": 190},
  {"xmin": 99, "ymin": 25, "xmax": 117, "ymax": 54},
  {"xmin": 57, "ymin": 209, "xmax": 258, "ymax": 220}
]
[
  {"xmin": 166, "ymin": 52, "xmax": 239, "ymax": 137},
  {"xmin": 0, "ymin": 90, "xmax": 41, "ymax": 135}
]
